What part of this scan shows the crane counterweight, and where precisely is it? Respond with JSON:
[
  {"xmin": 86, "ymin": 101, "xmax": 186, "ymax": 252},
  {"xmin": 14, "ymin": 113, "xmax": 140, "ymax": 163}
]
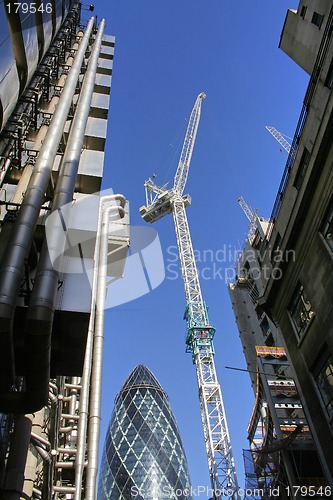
[{"xmin": 140, "ymin": 93, "xmax": 240, "ymax": 499}]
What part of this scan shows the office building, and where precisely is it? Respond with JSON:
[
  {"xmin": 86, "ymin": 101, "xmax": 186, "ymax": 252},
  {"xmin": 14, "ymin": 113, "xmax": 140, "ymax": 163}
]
[
  {"xmin": 229, "ymin": 0, "xmax": 333, "ymax": 493},
  {"xmin": 229, "ymin": 238, "xmax": 325, "ymax": 497},
  {"xmin": 98, "ymin": 365, "xmax": 192, "ymax": 499},
  {"xmin": 0, "ymin": 1, "xmax": 129, "ymax": 497}
]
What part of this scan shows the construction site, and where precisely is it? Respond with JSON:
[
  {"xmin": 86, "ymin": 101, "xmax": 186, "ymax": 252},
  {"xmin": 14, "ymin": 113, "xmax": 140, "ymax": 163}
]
[{"xmin": 0, "ymin": 0, "xmax": 332, "ymax": 498}]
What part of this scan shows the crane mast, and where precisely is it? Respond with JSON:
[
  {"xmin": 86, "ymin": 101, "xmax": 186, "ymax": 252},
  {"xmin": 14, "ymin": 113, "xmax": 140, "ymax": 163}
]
[{"xmin": 140, "ymin": 93, "xmax": 240, "ymax": 499}]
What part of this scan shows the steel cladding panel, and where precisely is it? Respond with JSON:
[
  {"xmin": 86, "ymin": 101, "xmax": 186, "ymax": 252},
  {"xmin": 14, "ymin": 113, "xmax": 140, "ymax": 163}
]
[
  {"xmin": 78, "ymin": 149, "xmax": 104, "ymax": 177},
  {"xmin": 40, "ymin": 2, "xmax": 54, "ymax": 57},
  {"xmin": 95, "ymin": 74, "xmax": 112, "ymax": 89},
  {"xmin": 53, "ymin": 194, "xmax": 129, "ymax": 312},
  {"xmin": 62, "ymin": 0, "xmax": 71, "ymax": 19},
  {"xmin": 86, "ymin": 117, "xmax": 107, "ymax": 138},
  {"xmin": 91, "ymin": 92, "xmax": 110, "ymax": 111},
  {"xmin": 0, "ymin": 3, "xmax": 20, "ymax": 127},
  {"xmin": 19, "ymin": 11, "xmax": 39, "ymax": 83},
  {"xmin": 100, "ymin": 45, "xmax": 114, "ymax": 58},
  {"xmin": 102, "ymin": 34, "xmax": 115, "ymax": 45},
  {"xmin": 56, "ymin": 266, "xmax": 93, "ymax": 312},
  {"xmin": 98, "ymin": 58, "xmax": 113, "ymax": 73},
  {"xmin": 53, "ymin": 0, "xmax": 63, "ymax": 34},
  {"xmin": 53, "ymin": 193, "xmax": 98, "ymax": 312}
]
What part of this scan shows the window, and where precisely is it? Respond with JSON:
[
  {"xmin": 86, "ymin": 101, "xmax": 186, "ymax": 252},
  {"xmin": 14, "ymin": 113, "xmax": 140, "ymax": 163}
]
[
  {"xmin": 316, "ymin": 353, "xmax": 333, "ymax": 419},
  {"xmin": 321, "ymin": 201, "xmax": 333, "ymax": 252},
  {"xmin": 311, "ymin": 12, "xmax": 324, "ymax": 28},
  {"xmin": 325, "ymin": 58, "xmax": 333, "ymax": 89},
  {"xmin": 289, "ymin": 282, "xmax": 314, "ymax": 338},
  {"xmin": 272, "ymin": 233, "xmax": 282, "ymax": 265},
  {"xmin": 264, "ymin": 332, "xmax": 275, "ymax": 347},
  {"xmin": 294, "ymin": 147, "xmax": 311, "ymax": 190},
  {"xmin": 256, "ymin": 305, "xmax": 265, "ymax": 320},
  {"xmin": 260, "ymin": 316, "xmax": 270, "ymax": 336},
  {"xmin": 300, "ymin": 5, "xmax": 307, "ymax": 19},
  {"xmin": 241, "ymin": 261, "xmax": 259, "ymax": 303}
]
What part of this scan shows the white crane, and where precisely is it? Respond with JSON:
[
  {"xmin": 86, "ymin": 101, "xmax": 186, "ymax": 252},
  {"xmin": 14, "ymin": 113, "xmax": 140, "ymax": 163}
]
[
  {"xmin": 265, "ymin": 126, "xmax": 295, "ymax": 157},
  {"xmin": 237, "ymin": 196, "xmax": 265, "ymax": 240},
  {"xmin": 140, "ymin": 93, "xmax": 240, "ymax": 499}
]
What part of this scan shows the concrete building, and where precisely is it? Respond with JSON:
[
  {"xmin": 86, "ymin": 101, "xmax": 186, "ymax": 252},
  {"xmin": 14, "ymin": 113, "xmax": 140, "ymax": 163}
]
[
  {"xmin": 0, "ymin": 1, "xmax": 129, "ymax": 498},
  {"xmin": 230, "ymin": 0, "xmax": 333, "ymax": 494},
  {"xmin": 98, "ymin": 365, "xmax": 192, "ymax": 500},
  {"xmin": 229, "ymin": 237, "xmax": 325, "ymax": 498}
]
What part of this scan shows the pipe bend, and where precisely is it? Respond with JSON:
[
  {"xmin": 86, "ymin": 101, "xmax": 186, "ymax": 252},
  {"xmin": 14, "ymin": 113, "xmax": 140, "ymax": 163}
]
[
  {"xmin": 107, "ymin": 206, "xmax": 125, "ymax": 221},
  {"xmin": 102, "ymin": 194, "xmax": 126, "ymax": 209}
]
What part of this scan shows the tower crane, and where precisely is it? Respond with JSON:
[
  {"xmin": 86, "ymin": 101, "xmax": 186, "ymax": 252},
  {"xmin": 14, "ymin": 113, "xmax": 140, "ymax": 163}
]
[
  {"xmin": 237, "ymin": 196, "xmax": 265, "ymax": 240},
  {"xmin": 140, "ymin": 93, "xmax": 240, "ymax": 499},
  {"xmin": 265, "ymin": 126, "xmax": 295, "ymax": 157}
]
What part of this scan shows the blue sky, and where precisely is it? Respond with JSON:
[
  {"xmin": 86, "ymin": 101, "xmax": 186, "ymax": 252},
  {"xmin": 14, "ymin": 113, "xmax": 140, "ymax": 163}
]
[{"xmin": 91, "ymin": 0, "xmax": 309, "ymax": 495}]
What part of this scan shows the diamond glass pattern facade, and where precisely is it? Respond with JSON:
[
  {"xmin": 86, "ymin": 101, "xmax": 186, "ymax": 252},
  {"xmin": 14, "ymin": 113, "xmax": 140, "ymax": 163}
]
[{"xmin": 98, "ymin": 365, "xmax": 192, "ymax": 499}]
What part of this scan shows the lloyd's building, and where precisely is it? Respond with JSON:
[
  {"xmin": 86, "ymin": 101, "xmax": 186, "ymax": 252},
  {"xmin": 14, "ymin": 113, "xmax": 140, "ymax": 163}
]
[{"xmin": 0, "ymin": 1, "xmax": 129, "ymax": 498}]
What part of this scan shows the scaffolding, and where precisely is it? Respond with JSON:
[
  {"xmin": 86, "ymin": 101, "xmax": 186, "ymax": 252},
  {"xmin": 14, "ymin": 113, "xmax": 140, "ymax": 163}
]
[{"xmin": 244, "ymin": 343, "xmax": 323, "ymax": 499}]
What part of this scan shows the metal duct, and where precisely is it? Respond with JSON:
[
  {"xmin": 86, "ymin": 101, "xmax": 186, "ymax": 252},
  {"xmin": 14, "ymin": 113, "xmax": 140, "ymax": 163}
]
[
  {"xmin": 0, "ymin": 16, "xmax": 95, "ymax": 410},
  {"xmin": 21, "ymin": 18, "xmax": 106, "ymax": 414},
  {"xmin": 83, "ymin": 196, "xmax": 126, "ymax": 500},
  {"xmin": 73, "ymin": 195, "xmax": 126, "ymax": 500}
]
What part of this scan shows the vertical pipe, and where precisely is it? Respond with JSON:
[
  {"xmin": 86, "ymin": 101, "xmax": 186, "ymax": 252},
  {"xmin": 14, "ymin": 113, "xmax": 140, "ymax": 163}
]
[
  {"xmin": 22, "ymin": 410, "xmax": 47, "ymax": 499},
  {"xmin": 0, "ymin": 16, "xmax": 95, "ymax": 406},
  {"xmin": 73, "ymin": 203, "xmax": 102, "ymax": 500},
  {"xmin": 22, "ymin": 18, "xmax": 105, "ymax": 413},
  {"xmin": 80, "ymin": 195, "xmax": 126, "ymax": 500},
  {"xmin": 85, "ymin": 212, "xmax": 109, "ymax": 499}
]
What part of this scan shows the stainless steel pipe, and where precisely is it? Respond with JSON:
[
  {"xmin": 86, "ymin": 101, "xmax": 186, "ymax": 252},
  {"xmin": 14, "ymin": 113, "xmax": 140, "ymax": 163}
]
[
  {"xmin": 75, "ymin": 194, "xmax": 126, "ymax": 500},
  {"xmin": 0, "ymin": 17, "xmax": 95, "ymax": 411},
  {"xmin": 22, "ymin": 18, "xmax": 105, "ymax": 414}
]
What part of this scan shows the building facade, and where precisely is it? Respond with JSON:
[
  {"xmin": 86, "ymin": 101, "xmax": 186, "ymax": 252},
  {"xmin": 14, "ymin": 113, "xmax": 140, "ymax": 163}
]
[
  {"xmin": 0, "ymin": 1, "xmax": 129, "ymax": 498},
  {"xmin": 98, "ymin": 365, "xmax": 192, "ymax": 500},
  {"xmin": 230, "ymin": 0, "xmax": 333, "ymax": 494},
  {"xmin": 229, "ymin": 238, "xmax": 325, "ymax": 498}
]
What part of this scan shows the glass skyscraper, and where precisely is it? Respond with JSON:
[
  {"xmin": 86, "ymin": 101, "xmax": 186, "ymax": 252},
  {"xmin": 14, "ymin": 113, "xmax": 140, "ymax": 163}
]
[{"xmin": 98, "ymin": 365, "xmax": 193, "ymax": 499}]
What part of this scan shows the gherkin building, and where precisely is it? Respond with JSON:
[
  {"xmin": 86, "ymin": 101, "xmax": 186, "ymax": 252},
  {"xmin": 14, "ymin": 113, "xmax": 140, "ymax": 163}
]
[{"xmin": 98, "ymin": 365, "xmax": 193, "ymax": 499}]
